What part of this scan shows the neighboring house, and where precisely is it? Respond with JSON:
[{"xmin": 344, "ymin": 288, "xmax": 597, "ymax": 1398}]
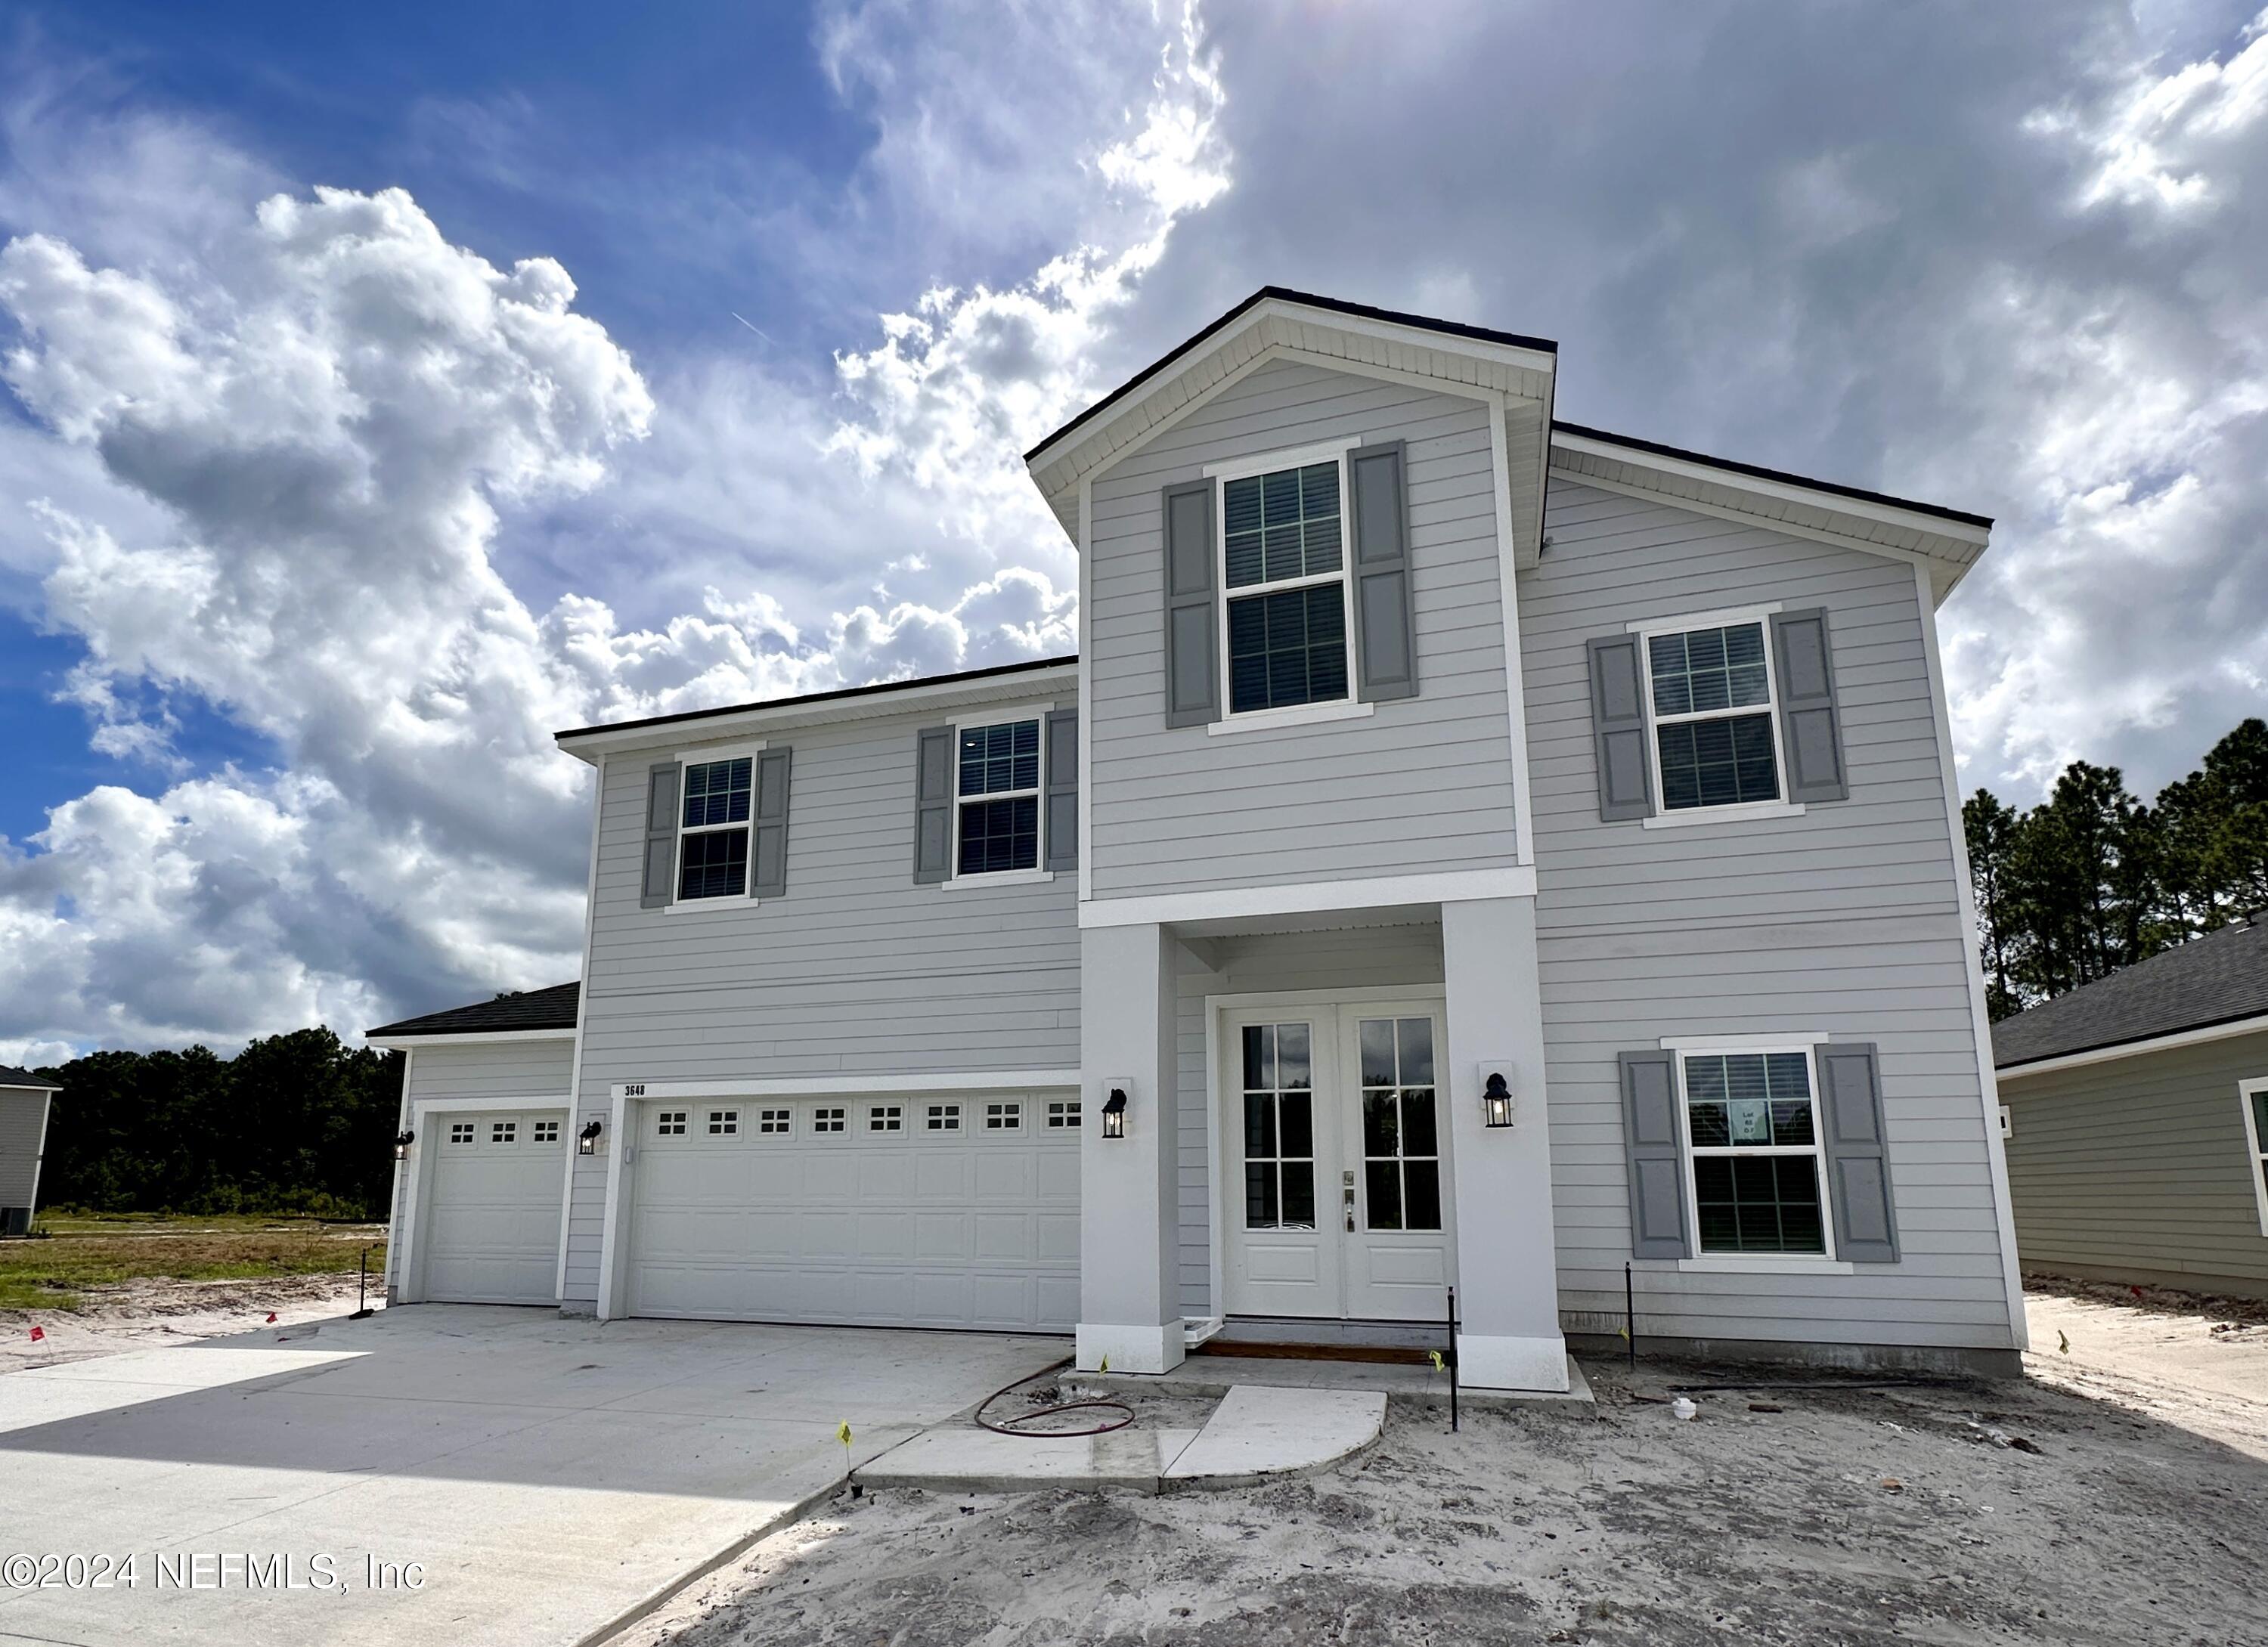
[
  {"xmin": 1994, "ymin": 913, "xmax": 2268, "ymax": 1300},
  {"xmin": 368, "ymin": 287, "xmax": 2027, "ymax": 1386},
  {"xmin": 0, "ymin": 1063, "xmax": 61, "ymax": 1237}
]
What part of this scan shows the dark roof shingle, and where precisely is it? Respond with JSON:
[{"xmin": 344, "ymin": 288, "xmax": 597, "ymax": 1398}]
[
  {"xmin": 0, "ymin": 1063, "xmax": 60, "ymax": 1090},
  {"xmin": 367, "ymin": 981, "xmax": 581, "ymax": 1039},
  {"xmin": 1992, "ymin": 917, "xmax": 2268, "ymax": 1069}
]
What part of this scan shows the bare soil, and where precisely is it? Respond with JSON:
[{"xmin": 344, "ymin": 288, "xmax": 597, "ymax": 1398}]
[
  {"xmin": 620, "ymin": 1283, "xmax": 2268, "ymax": 1647},
  {"xmin": 0, "ymin": 1274, "xmax": 377, "ymax": 1373}
]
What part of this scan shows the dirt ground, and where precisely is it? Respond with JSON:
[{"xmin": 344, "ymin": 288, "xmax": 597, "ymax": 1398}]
[
  {"xmin": 0, "ymin": 1273, "xmax": 377, "ymax": 1373},
  {"xmin": 620, "ymin": 1282, "xmax": 2268, "ymax": 1647}
]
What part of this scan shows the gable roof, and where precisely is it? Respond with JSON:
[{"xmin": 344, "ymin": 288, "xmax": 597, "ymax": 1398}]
[
  {"xmin": 0, "ymin": 1064, "xmax": 60, "ymax": 1091},
  {"xmin": 367, "ymin": 981, "xmax": 581, "ymax": 1040},
  {"xmin": 1992, "ymin": 916, "xmax": 2268, "ymax": 1070}
]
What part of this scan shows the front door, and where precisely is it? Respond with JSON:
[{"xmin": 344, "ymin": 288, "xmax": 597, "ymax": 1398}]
[{"xmin": 1222, "ymin": 1002, "xmax": 1455, "ymax": 1322}]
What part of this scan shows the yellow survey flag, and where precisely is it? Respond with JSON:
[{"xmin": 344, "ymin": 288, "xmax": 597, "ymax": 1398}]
[{"xmin": 837, "ymin": 1421, "xmax": 853, "ymax": 1447}]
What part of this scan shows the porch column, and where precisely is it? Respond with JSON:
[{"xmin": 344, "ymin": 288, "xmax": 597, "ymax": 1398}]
[
  {"xmin": 1442, "ymin": 894, "xmax": 1568, "ymax": 1391},
  {"xmin": 1075, "ymin": 920, "xmax": 1185, "ymax": 1373}
]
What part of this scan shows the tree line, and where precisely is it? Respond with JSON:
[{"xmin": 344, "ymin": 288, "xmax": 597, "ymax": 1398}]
[
  {"xmin": 29, "ymin": 1028, "xmax": 403, "ymax": 1219},
  {"xmin": 1964, "ymin": 718, "xmax": 2267, "ymax": 1021}
]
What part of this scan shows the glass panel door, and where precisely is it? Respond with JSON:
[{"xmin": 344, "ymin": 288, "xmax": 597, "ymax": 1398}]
[
  {"xmin": 1356, "ymin": 1017, "xmax": 1441, "ymax": 1231},
  {"xmin": 1241, "ymin": 1023, "xmax": 1315, "ymax": 1230}
]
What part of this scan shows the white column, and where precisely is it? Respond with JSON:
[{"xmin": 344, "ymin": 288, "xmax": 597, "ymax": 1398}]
[
  {"xmin": 1075, "ymin": 921, "xmax": 1185, "ymax": 1373},
  {"xmin": 1442, "ymin": 894, "xmax": 1568, "ymax": 1391}
]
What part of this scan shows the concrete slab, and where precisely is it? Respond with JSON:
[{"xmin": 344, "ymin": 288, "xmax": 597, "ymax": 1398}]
[
  {"xmin": 0, "ymin": 1303, "xmax": 1063, "ymax": 1647},
  {"xmin": 857, "ymin": 1425, "xmax": 1204, "ymax": 1494},
  {"xmin": 1161, "ymin": 1384, "xmax": 1383, "ymax": 1486},
  {"xmin": 1087, "ymin": 1351, "xmax": 1597, "ymax": 1407}
]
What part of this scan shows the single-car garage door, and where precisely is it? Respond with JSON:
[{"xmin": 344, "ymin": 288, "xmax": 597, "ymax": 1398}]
[
  {"xmin": 624, "ymin": 1092, "xmax": 1080, "ymax": 1330},
  {"xmin": 418, "ymin": 1109, "xmax": 566, "ymax": 1305}
]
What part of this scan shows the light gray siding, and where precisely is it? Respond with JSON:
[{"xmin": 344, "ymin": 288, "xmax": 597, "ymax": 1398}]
[
  {"xmin": 572, "ymin": 700, "xmax": 1083, "ymax": 1301},
  {"xmin": 2001, "ymin": 1030, "xmax": 2268, "ymax": 1298},
  {"xmin": 0, "ymin": 1089, "xmax": 52, "ymax": 1210},
  {"xmin": 1086, "ymin": 358, "xmax": 1522, "ymax": 900},
  {"xmin": 1523, "ymin": 480, "xmax": 2019, "ymax": 1351},
  {"xmin": 1170, "ymin": 924, "xmax": 1447, "ymax": 1320},
  {"xmin": 386, "ymin": 1039, "xmax": 575, "ymax": 1295}
]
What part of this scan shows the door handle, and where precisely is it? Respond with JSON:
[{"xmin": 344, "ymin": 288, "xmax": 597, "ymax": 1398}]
[{"xmin": 1343, "ymin": 1169, "xmax": 1356, "ymax": 1233}]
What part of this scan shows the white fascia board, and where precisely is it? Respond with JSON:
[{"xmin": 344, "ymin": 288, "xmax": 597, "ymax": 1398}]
[
  {"xmin": 364, "ymin": 1028, "xmax": 580, "ymax": 1049},
  {"xmin": 1548, "ymin": 430, "xmax": 1991, "ymax": 547},
  {"xmin": 610, "ymin": 1070, "xmax": 1080, "ymax": 1101},
  {"xmin": 555, "ymin": 662, "xmax": 1080, "ymax": 763},
  {"xmin": 1994, "ymin": 1012, "xmax": 2268, "ymax": 1082},
  {"xmin": 1080, "ymin": 866, "xmax": 1537, "ymax": 929}
]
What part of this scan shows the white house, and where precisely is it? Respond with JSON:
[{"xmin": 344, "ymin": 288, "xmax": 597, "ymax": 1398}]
[{"xmin": 369, "ymin": 288, "xmax": 2026, "ymax": 1388}]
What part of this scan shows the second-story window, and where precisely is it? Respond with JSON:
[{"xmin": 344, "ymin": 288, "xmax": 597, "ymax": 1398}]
[
  {"xmin": 679, "ymin": 756, "xmax": 752, "ymax": 899},
  {"xmin": 1644, "ymin": 622, "xmax": 1781, "ymax": 813},
  {"xmin": 1222, "ymin": 461, "xmax": 1349, "ymax": 716},
  {"xmin": 957, "ymin": 720, "xmax": 1040, "ymax": 874}
]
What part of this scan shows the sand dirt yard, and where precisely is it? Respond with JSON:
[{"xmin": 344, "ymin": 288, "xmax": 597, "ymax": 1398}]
[{"xmin": 619, "ymin": 1280, "xmax": 2268, "ymax": 1647}]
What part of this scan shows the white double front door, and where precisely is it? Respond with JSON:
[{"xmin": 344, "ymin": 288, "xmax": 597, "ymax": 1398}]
[{"xmin": 1222, "ymin": 999, "xmax": 1457, "ymax": 1323}]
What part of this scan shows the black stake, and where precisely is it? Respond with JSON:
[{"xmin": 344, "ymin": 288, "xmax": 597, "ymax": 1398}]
[
  {"xmin": 1625, "ymin": 1261, "xmax": 1636, "ymax": 1369},
  {"xmin": 1446, "ymin": 1285, "xmax": 1459, "ymax": 1433},
  {"xmin": 349, "ymin": 1245, "xmax": 374, "ymax": 1320}
]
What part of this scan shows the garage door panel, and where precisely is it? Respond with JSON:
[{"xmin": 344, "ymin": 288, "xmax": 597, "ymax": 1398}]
[
  {"xmin": 624, "ymin": 1092, "xmax": 1079, "ymax": 1330},
  {"xmin": 420, "ymin": 1108, "xmax": 565, "ymax": 1306}
]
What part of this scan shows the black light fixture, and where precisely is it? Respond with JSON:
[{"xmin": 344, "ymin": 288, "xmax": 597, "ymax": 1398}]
[
  {"xmin": 1481, "ymin": 1072, "xmax": 1515, "ymax": 1129},
  {"xmin": 578, "ymin": 1119, "xmax": 603, "ymax": 1156},
  {"xmin": 1100, "ymin": 1087, "xmax": 1129, "ymax": 1140},
  {"xmin": 393, "ymin": 1128, "xmax": 415, "ymax": 1160}
]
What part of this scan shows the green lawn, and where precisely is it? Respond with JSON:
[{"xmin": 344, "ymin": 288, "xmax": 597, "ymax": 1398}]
[{"xmin": 1, "ymin": 1214, "xmax": 386, "ymax": 1311}]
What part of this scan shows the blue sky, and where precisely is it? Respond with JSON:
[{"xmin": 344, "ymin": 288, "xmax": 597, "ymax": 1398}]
[{"xmin": 2, "ymin": 1, "xmax": 2265, "ymax": 1060}]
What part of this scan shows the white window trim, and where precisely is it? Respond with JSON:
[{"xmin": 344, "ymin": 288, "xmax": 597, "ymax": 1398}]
[
  {"xmin": 668, "ymin": 739, "xmax": 768, "ymax": 912},
  {"xmin": 943, "ymin": 701, "xmax": 1057, "ymax": 887},
  {"xmin": 1628, "ymin": 605, "xmax": 1801, "ymax": 826},
  {"xmin": 1215, "ymin": 444, "xmax": 1362, "ymax": 723},
  {"xmin": 2241, "ymin": 1076, "xmax": 2268, "ymax": 1238},
  {"xmin": 1674, "ymin": 1039, "xmax": 1840, "ymax": 1265}
]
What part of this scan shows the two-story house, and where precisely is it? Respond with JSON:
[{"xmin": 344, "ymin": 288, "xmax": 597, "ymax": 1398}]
[{"xmin": 367, "ymin": 289, "xmax": 2027, "ymax": 1389}]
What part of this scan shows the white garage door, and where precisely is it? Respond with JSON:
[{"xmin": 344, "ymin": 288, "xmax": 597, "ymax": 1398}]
[
  {"xmin": 624, "ymin": 1093, "xmax": 1080, "ymax": 1330},
  {"xmin": 419, "ymin": 1109, "xmax": 566, "ymax": 1305}
]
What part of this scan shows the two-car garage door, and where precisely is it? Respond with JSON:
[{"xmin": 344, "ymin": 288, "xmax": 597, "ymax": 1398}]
[{"xmin": 624, "ymin": 1092, "xmax": 1080, "ymax": 1331}]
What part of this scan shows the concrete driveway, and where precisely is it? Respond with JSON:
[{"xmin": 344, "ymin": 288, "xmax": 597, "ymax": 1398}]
[{"xmin": 0, "ymin": 1305, "xmax": 1064, "ymax": 1647}]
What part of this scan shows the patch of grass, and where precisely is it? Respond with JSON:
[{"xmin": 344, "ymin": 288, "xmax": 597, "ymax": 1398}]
[{"xmin": 1, "ymin": 1218, "xmax": 386, "ymax": 1311}]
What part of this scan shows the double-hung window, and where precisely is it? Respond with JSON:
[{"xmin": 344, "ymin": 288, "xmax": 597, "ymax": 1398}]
[
  {"xmin": 1679, "ymin": 1050, "xmax": 1829, "ymax": 1255},
  {"xmin": 1642, "ymin": 618, "xmax": 1783, "ymax": 813},
  {"xmin": 678, "ymin": 754, "xmax": 753, "ymax": 899},
  {"xmin": 2243, "ymin": 1078, "xmax": 2268, "ymax": 1237},
  {"xmin": 956, "ymin": 718, "xmax": 1040, "ymax": 875},
  {"xmin": 1221, "ymin": 460, "xmax": 1349, "ymax": 716}
]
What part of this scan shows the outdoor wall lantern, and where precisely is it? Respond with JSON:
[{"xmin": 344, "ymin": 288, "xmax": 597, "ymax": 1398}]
[
  {"xmin": 1100, "ymin": 1087, "xmax": 1129, "ymax": 1140},
  {"xmin": 393, "ymin": 1129, "xmax": 415, "ymax": 1160},
  {"xmin": 1480, "ymin": 1072, "xmax": 1515, "ymax": 1129},
  {"xmin": 578, "ymin": 1119, "xmax": 603, "ymax": 1156}
]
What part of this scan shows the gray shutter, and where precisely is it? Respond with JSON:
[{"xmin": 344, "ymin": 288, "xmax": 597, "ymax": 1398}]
[
  {"xmin": 640, "ymin": 762, "xmax": 679, "ymax": 909},
  {"xmin": 1618, "ymin": 1051, "xmax": 1691, "ymax": 1258},
  {"xmin": 1162, "ymin": 479, "xmax": 1219, "ymax": 727},
  {"xmin": 1771, "ymin": 608, "xmax": 1849, "ymax": 803},
  {"xmin": 1818, "ymin": 1042, "xmax": 1899, "ymax": 1263},
  {"xmin": 751, "ymin": 747, "xmax": 791, "ymax": 899},
  {"xmin": 912, "ymin": 726, "xmax": 954, "ymax": 884},
  {"xmin": 1586, "ymin": 635, "xmax": 1654, "ymax": 822},
  {"xmin": 1043, "ymin": 709, "xmax": 1077, "ymax": 873},
  {"xmin": 1348, "ymin": 441, "xmax": 1418, "ymax": 702}
]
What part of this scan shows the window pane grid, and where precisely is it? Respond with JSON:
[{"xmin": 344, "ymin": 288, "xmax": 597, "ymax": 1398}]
[
  {"xmin": 678, "ymin": 827, "xmax": 748, "ymax": 899},
  {"xmin": 957, "ymin": 795, "xmax": 1039, "ymax": 874},
  {"xmin": 1684, "ymin": 1051, "xmax": 1826, "ymax": 1255},
  {"xmin": 1241, "ymin": 1023, "xmax": 1315, "ymax": 1231},
  {"xmin": 1647, "ymin": 622, "xmax": 1781, "ymax": 813},
  {"xmin": 958, "ymin": 720, "xmax": 1040, "ymax": 797},
  {"xmin": 954, "ymin": 718, "xmax": 1041, "ymax": 875},
  {"xmin": 682, "ymin": 757, "xmax": 753, "ymax": 828},
  {"xmin": 1357, "ymin": 1017, "xmax": 1441, "ymax": 1233},
  {"xmin": 1224, "ymin": 463, "xmax": 1341, "ymax": 589},
  {"xmin": 1228, "ymin": 584, "xmax": 1348, "ymax": 714}
]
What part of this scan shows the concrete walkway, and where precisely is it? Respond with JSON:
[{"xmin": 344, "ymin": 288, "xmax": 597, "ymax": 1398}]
[
  {"xmin": 0, "ymin": 1305, "xmax": 1063, "ymax": 1647},
  {"xmin": 857, "ymin": 1382, "xmax": 1386, "ymax": 1494},
  {"xmin": 1089, "ymin": 1351, "xmax": 1597, "ymax": 1407}
]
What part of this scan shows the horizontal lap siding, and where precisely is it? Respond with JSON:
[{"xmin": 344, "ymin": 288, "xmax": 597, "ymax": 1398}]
[
  {"xmin": 1088, "ymin": 359, "xmax": 1521, "ymax": 900},
  {"xmin": 0, "ymin": 1091, "xmax": 47, "ymax": 1207},
  {"xmin": 2000, "ymin": 1030, "xmax": 2268, "ymax": 1295},
  {"xmin": 1526, "ymin": 481, "xmax": 2018, "ymax": 1351},
  {"xmin": 1171, "ymin": 926, "xmax": 1447, "ymax": 1320},
  {"xmin": 571, "ymin": 707, "xmax": 1081, "ymax": 1301}
]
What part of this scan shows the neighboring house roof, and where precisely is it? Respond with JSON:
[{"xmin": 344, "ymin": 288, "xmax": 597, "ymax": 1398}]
[
  {"xmin": 555, "ymin": 655, "xmax": 1077, "ymax": 757},
  {"xmin": 0, "ymin": 1064, "xmax": 60, "ymax": 1091},
  {"xmin": 1993, "ymin": 916, "xmax": 2268, "ymax": 1070},
  {"xmin": 367, "ymin": 982, "xmax": 581, "ymax": 1039}
]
